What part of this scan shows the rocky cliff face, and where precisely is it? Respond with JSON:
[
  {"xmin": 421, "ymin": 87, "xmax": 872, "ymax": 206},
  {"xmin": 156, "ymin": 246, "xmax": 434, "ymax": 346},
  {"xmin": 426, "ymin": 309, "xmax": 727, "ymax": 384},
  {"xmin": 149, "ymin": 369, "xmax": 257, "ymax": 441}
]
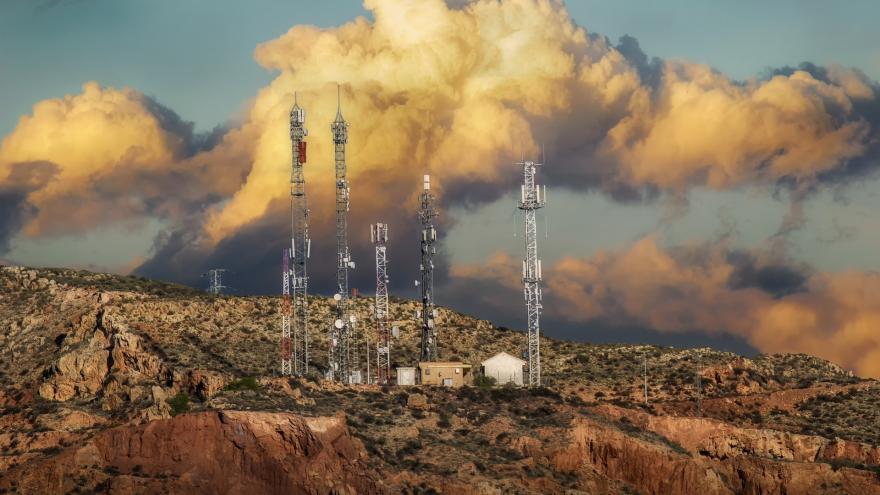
[
  {"xmin": 581, "ymin": 405, "xmax": 880, "ymax": 495},
  {"xmin": 0, "ymin": 411, "xmax": 381, "ymax": 495},
  {"xmin": 1, "ymin": 265, "xmax": 879, "ymax": 494}
]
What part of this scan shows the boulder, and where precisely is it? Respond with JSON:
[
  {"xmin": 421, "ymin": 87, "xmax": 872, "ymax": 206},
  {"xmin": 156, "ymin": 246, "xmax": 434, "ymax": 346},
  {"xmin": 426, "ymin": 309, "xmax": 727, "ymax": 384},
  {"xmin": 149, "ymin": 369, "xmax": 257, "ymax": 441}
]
[{"xmin": 406, "ymin": 393, "xmax": 428, "ymax": 410}]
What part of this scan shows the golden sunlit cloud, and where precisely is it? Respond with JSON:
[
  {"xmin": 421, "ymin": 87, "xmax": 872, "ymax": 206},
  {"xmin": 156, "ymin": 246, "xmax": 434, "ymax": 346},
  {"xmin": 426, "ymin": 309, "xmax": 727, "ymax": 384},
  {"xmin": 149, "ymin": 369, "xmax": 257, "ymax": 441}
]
[
  {"xmin": 453, "ymin": 237, "xmax": 880, "ymax": 378},
  {"xmin": 0, "ymin": 0, "xmax": 878, "ymax": 370},
  {"xmin": 2, "ymin": 0, "xmax": 877, "ymax": 249}
]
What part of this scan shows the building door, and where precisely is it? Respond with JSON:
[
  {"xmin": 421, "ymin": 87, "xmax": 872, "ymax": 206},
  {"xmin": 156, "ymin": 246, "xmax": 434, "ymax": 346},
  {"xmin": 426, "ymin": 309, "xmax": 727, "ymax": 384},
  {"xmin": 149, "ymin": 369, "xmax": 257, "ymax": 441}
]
[{"xmin": 443, "ymin": 378, "xmax": 453, "ymax": 387}]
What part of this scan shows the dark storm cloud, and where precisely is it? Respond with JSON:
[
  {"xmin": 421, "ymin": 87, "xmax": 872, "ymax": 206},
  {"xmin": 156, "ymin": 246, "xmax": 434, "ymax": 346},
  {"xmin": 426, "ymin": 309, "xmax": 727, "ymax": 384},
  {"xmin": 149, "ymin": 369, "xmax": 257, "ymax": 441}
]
[
  {"xmin": 725, "ymin": 251, "xmax": 809, "ymax": 298},
  {"xmin": 141, "ymin": 96, "xmax": 231, "ymax": 157},
  {"xmin": 615, "ymin": 35, "xmax": 663, "ymax": 89},
  {"xmin": 0, "ymin": 161, "xmax": 58, "ymax": 252}
]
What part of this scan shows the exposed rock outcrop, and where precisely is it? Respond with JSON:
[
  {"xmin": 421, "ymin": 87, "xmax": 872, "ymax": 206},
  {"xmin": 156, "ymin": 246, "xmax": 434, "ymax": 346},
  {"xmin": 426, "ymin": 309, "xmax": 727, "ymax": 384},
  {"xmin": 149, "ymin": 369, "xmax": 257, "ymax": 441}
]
[
  {"xmin": 0, "ymin": 411, "xmax": 383, "ymax": 495},
  {"xmin": 584, "ymin": 405, "xmax": 880, "ymax": 494}
]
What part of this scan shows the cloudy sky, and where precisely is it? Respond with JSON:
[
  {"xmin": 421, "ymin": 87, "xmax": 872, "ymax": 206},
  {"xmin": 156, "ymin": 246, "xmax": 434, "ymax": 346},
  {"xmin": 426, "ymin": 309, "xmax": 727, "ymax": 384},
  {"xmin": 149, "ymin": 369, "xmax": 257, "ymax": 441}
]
[{"xmin": 2, "ymin": 0, "xmax": 879, "ymax": 376}]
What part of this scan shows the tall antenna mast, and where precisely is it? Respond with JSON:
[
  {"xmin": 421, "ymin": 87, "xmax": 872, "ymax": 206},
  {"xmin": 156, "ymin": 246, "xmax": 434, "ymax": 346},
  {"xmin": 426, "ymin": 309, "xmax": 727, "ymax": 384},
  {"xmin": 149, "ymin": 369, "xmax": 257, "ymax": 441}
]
[
  {"xmin": 205, "ymin": 269, "xmax": 228, "ymax": 295},
  {"xmin": 285, "ymin": 94, "xmax": 311, "ymax": 376},
  {"xmin": 417, "ymin": 175, "xmax": 439, "ymax": 362},
  {"xmin": 517, "ymin": 158, "xmax": 546, "ymax": 387},
  {"xmin": 372, "ymin": 223, "xmax": 391, "ymax": 384},
  {"xmin": 330, "ymin": 85, "xmax": 357, "ymax": 383},
  {"xmin": 280, "ymin": 251, "xmax": 292, "ymax": 375}
]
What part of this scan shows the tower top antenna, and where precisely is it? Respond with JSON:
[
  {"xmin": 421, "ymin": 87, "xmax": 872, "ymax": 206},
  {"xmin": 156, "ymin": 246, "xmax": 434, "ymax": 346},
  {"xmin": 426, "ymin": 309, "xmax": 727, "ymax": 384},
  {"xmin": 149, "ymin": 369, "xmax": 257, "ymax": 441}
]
[{"xmin": 335, "ymin": 84, "xmax": 344, "ymax": 122}]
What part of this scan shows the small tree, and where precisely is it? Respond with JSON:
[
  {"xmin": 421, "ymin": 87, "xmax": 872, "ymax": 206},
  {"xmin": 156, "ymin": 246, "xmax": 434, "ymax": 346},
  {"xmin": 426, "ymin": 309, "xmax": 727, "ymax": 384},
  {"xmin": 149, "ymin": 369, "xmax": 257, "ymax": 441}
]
[
  {"xmin": 167, "ymin": 392, "xmax": 190, "ymax": 416},
  {"xmin": 473, "ymin": 375, "xmax": 497, "ymax": 389}
]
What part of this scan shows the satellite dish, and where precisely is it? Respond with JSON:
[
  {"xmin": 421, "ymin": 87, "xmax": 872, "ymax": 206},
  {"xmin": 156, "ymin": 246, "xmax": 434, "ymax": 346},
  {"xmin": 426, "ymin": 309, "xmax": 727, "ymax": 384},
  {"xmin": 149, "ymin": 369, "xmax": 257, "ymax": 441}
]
[
  {"xmin": 333, "ymin": 293, "xmax": 342, "ymax": 301},
  {"xmin": 334, "ymin": 319, "xmax": 344, "ymax": 329},
  {"xmin": 349, "ymin": 315, "xmax": 357, "ymax": 323},
  {"xmin": 392, "ymin": 326, "xmax": 400, "ymax": 338},
  {"xmin": 432, "ymin": 309, "xmax": 438, "ymax": 318}
]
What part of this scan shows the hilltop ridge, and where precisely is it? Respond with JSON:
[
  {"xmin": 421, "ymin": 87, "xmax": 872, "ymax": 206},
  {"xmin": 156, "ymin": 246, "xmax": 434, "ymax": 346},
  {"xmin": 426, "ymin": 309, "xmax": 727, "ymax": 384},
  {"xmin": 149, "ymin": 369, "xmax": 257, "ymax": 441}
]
[{"xmin": 1, "ymin": 265, "xmax": 878, "ymax": 494}]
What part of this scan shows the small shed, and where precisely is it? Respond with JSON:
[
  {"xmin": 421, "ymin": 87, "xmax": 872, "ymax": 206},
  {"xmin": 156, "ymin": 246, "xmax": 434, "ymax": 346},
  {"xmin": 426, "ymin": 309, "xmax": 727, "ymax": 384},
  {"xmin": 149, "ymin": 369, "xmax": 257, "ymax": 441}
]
[
  {"xmin": 481, "ymin": 352, "xmax": 526, "ymax": 386},
  {"xmin": 396, "ymin": 367, "xmax": 416, "ymax": 386},
  {"xmin": 417, "ymin": 362, "xmax": 472, "ymax": 387}
]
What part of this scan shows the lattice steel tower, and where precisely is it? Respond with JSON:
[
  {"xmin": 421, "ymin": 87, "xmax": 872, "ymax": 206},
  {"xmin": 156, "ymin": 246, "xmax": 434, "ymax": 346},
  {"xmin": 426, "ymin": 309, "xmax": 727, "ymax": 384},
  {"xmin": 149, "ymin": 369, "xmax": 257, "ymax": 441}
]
[
  {"xmin": 205, "ymin": 269, "xmax": 227, "ymax": 295},
  {"xmin": 280, "ymin": 251, "xmax": 292, "ymax": 375},
  {"xmin": 372, "ymin": 223, "xmax": 391, "ymax": 384},
  {"xmin": 285, "ymin": 95, "xmax": 311, "ymax": 376},
  {"xmin": 517, "ymin": 159, "xmax": 546, "ymax": 387},
  {"xmin": 418, "ymin": 175, "xmax": 439, "ymax": 362},
  {"xmin": 330, "ymin": 86, "xmax": 356, "ymax": 383}
]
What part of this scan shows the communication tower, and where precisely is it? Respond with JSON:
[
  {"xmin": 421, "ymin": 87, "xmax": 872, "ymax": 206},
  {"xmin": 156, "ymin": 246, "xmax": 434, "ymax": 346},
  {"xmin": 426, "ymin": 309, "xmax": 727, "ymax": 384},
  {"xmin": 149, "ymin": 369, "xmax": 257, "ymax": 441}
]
[
  {"xmin": 372, "ymin": 223, "xmax": 391, "ymax": 384},
  {"xmin": 330, "ymin": 86, "xmax": 357, "ymax": 383},
  {"xmin": 417, "ymin": 175, "xmax": 439, "ymax": 362},
  {"xmin": 280, "ymin": 251, "xmax": 292, "ymax": 375},
  {"xmin": 205, "ymin": 269, "xmax": 228, "ymax": 295},
  {"xmin": 517, "ymin": 159, "xmax": 546, "ymax": 387},
  {"xmin": 284, "ymin": 95, "xmax": 311, "ymax": 376}
]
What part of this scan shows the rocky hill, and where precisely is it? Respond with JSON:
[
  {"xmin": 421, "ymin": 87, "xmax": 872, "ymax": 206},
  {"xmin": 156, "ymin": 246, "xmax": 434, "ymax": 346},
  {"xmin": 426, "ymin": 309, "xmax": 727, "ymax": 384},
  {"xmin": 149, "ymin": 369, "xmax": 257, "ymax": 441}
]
[{"xmin": 1, "ymin": 265, "xmax": 878, "ymax": 494}]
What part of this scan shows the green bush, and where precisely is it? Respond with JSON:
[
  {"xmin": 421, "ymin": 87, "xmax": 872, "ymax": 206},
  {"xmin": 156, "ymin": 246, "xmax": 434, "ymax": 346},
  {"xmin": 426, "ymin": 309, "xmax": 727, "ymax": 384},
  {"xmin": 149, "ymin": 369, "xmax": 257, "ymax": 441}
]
[
  {"xmin": 437, "ymin": 412, "xmax": 452, "ymax": 428},
  {"xmin": 225, "ymin": 377, "xmax": 259, "ymax": 391},
  {"xmin": 473, "ymin": 375, "xmax": 497, "ymax": 389},
  {"xmin": 167, "ymin": 392, "xmax": 190, "ymax": 416}
]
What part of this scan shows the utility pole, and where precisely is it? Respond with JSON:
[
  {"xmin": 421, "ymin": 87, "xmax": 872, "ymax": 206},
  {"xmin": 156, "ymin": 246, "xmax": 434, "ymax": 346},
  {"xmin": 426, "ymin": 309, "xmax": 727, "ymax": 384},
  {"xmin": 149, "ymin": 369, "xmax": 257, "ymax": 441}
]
[
  {"xmin": 330, "ymin": 85, "xmax": 356, "ymax": 383},
  {"xmin": 517, "ymin": 159, "xmax": 546, "ymax": 387},
  {"xmin": 696, "ymin": 351, "xmax": 703, "ymax": 417},
  {"xmin": 417, "ymin": 175, "xmax": 439, "ymax": 362},
  {"xmin": 372, "ymin": 223, "xmax": 391, "ymax": 384}
]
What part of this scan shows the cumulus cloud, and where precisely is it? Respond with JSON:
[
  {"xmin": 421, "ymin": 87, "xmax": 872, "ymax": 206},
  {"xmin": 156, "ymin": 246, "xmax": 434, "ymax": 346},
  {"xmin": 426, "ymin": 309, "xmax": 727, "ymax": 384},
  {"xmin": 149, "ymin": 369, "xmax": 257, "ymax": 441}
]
[
  {"xmin": 2, "ymin": 0, "xmax": 879, "ymax": 296},
  {"xmin": 201, "ymin": 0, "xmax": 880, "ymax": 241},
  {"xmin": 0, "ymin": 82, "xmax": 247, "ymax": 241},
  {"xmin": 453, "ymin": 237, "xmax": 880, "ymax": 377},
  {"xmin": 0, "ymin": 161, "xmax": 58, "ymax": 252}
]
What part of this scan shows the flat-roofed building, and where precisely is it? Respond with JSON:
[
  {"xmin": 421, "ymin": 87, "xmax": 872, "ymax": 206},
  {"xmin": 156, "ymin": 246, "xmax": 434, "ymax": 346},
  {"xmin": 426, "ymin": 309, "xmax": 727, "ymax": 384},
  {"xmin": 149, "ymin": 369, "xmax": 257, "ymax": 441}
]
[{"xmin": 417, "ymin": 362, "xmax": 472, "ymax": 387}]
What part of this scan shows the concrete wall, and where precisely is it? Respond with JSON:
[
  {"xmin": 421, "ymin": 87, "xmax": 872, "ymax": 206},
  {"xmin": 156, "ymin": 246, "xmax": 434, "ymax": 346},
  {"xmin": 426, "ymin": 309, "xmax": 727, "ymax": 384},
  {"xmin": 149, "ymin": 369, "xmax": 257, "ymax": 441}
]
[{"xmin": 397, "ymin": 367, "xmax": 416, "ymax": 386}]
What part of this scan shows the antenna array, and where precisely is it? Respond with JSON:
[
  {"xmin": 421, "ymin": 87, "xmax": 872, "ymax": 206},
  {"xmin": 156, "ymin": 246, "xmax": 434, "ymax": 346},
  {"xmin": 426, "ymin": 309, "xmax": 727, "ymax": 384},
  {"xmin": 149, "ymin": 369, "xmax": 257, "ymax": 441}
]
[
  {"xmin": 517, "ymin": 159, "xmax": 546, "ymax": 387},
  {"xmin": 284, "ymin": 96, "xmax": 311, "ymax": 376},
  {"xmin": 330, "ymin": 87, "xmax": 358, "ymax": 383},
  {"xmin": 281, "ymin": 251, "xmax": 292, "ymax": 375},
  {"xmin": 417, "ymin": 175, "xmax": 439, "ymax": 362},
  {"xmin": 372, "ymin": 223, "xmax": 391, "ymax": 384}
]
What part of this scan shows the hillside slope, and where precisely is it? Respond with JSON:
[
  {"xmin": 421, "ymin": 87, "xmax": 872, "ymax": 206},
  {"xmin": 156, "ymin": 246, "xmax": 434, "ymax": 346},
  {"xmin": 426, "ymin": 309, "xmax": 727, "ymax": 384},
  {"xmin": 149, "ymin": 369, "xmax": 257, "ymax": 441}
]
[{"xmin": 1, "ymin": 265, "xmax": 878, "ymax": 494}]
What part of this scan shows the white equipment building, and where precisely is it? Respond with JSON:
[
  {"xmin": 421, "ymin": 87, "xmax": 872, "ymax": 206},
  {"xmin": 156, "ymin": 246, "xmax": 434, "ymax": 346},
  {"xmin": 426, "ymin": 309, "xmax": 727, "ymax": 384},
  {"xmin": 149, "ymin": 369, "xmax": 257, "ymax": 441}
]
[{"xmin": 481, "ymin": 352, "xmax": 526, "ymax": 387}]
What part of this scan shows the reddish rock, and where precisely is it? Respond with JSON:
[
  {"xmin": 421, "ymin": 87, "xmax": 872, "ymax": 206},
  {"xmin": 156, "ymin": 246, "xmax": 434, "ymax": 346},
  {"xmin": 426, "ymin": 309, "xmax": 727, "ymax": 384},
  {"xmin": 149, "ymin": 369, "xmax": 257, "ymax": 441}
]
[{"xmin": 0, "ymin": 411, "xmax": 383, "ymax": 495}]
